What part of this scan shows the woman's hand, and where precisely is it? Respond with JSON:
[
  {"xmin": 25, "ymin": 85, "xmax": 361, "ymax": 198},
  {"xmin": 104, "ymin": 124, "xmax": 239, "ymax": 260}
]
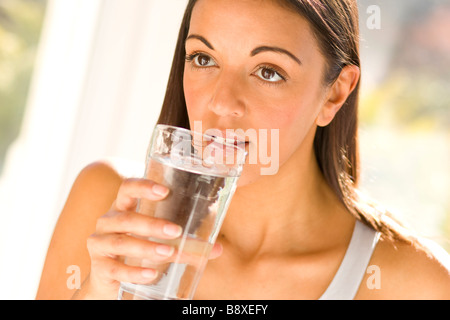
[{"xmin": 74, "ymin": 178, "xmax": 222, "ymax": 299}]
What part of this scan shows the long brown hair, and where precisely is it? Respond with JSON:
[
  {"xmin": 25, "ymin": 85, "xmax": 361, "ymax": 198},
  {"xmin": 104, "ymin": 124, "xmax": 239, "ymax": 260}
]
[{"xmin": 157, "ymin": 0, "xmax": 412, "ymax": 244}]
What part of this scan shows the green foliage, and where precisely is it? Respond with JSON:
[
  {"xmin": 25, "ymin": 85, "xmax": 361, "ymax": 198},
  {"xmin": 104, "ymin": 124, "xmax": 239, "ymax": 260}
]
[
  {"xmin": 0, "ymin": 0, "xmax": 47, "ymax": 172},
  {"xmin": 361, "ymin": 69, "xmax": 450, "ymax": 131}
]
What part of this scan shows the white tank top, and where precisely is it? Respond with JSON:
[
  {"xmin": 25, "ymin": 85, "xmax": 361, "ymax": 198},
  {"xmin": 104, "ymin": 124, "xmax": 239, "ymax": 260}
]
[{"xmin": 319, "ymin": 220, "xmax": 380, "ymax": 300}]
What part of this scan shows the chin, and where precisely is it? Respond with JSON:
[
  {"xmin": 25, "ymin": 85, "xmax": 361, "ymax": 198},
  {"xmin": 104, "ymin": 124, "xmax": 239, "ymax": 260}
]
[{"xmin": 235, "ymin": 163, "xmax": 279, "ymax": 187}]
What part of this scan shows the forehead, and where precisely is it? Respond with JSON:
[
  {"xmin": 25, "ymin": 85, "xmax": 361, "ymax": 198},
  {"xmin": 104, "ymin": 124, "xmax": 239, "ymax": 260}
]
[{"xmin": 188, "ymin": 0, "xmax": 318, "ymax": 53}]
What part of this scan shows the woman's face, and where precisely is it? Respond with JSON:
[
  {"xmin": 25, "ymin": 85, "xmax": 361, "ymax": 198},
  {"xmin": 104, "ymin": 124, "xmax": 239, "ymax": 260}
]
[{"xmin": 183, "ymin": 0, "xmax": 329, "ymax": 185}]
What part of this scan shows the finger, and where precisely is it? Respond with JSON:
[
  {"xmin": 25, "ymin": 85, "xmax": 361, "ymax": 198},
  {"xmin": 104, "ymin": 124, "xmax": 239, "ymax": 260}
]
[
  {"xmin": 92, "ymin": 256, "xmax": 159, "ymax": 284},
  {"xmin": 87, "ymin": 233, "xmax": 176, "ymax": 262},
  {"xmin": 114, "ymin": 178, "xmax": 169, "ymax": 211},
  {"xmin": 95, "ymin": 210, "xmax": 182, "ymax": 239},
  {"xmin": 209, "ymin": 242, "xmax": 223, "ymax": 260},
  {"xmin": 163, "ymin": 239, "xmax": 222, "ymax": 268}
]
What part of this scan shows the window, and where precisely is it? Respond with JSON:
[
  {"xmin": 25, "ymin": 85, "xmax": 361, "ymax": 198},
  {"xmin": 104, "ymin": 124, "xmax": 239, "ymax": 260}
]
[
  {"xmin": 359, "ymin": 0, "xmax": 450, "ymax": 252},
  {"xmin": 0, "ymin": 0, "xmax": 188, "ymax": 299},
  {"xmin": 0, "ymin": 0, "xmax": 47, "ymax": 174}
]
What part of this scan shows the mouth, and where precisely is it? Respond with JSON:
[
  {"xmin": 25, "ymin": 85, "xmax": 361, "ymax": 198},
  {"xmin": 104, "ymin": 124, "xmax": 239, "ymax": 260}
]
[
  {"xmin": 232, "ymin": 139, "xmax": 249, "ymax": 147},
  {"xmin": 191, "ymin": 129, "xmax": 250, "ymax": 150},
  {"xmin": 214, "ymin": 136, "xmax": 249, "ymax": 148},
  {"xmin": 214, "ymin": 130, "xmax": 249, "ymax": 146}
]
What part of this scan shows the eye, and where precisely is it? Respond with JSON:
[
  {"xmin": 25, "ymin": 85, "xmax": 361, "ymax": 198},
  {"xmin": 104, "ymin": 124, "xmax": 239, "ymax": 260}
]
[
  {"xmin": 254, "ymin": 66, "xmax": 285, "ymax": 82},
  {"xmin": 196, "ymin": 54, "xmax": 216, "ymax": 67},
  {"xmin": 186, "ymin": 52, "xmax": 217, "ymax": 68}
]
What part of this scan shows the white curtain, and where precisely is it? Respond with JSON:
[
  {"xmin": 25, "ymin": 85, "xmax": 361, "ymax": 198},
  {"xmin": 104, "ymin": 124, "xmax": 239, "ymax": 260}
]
[{"xmin": 0, "ymin": 0, "xmax": 188, "ymax": 299}]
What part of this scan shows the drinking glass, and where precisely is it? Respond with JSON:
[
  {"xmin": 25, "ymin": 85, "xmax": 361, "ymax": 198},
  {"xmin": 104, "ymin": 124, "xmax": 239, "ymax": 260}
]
[{"xmin": 117, "ymin": 124, "xmax": 246, "ymax": 300}]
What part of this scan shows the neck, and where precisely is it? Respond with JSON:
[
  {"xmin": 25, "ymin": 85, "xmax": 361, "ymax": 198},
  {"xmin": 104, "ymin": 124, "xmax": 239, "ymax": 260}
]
[{"xmin": 219, "ymin": 129, "xmax": 355, "ymax": 259}]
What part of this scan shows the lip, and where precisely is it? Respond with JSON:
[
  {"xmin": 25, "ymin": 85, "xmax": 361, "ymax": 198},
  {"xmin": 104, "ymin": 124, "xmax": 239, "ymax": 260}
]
[
  {"xmin": 233, "ymin": 140, "xmax": 249, "ymax": 147},
  {"xmin": 210, "ymin": 130, "xmax": 249, "ymax": 145},
  {"xmin": 191, "ymin": 135, "xmax": 249, "ymax": 148},
  {"xmin": 192, "ymin": 129, "xmax": 250, "ymax": 148},
  {"xmin": 216, "ymin": 136, "xmax": 249, "ymax": 149}
]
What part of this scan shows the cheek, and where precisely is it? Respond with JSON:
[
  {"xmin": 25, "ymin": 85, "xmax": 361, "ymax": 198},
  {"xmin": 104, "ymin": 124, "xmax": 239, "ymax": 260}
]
[
  {"xmin": 257, "ymin": 95, "xmax": 318, "ymax": 143},
  {"xmin": 183, "ymin": 67, "xmax": 221, "ymax": 126},
  {"xmin": 233, "ymin": 101, "xmax": 318, "ymax": 185},
  {"xmin": 183, "ymin": 74, "xmax": 203, "ymax": 123},
  {"xmin": 250, "ymin": 75, "xmax": 323, "ymax": 133},
  {"xmin": 258, "ymin": 95, "xmax": 321, "ymax": 168}
]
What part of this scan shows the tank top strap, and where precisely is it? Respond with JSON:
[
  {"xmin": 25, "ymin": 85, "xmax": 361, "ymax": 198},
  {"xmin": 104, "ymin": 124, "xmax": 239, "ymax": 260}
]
[{"xmin": 319, "ymin": 220, "xmax": 380, "ymax": 300}]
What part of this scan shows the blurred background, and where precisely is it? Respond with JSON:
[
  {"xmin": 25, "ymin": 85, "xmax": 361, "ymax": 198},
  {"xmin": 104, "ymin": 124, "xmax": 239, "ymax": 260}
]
[{"xmin": 0, "ymin": 0, "xmax": 448, "ymax": 299}]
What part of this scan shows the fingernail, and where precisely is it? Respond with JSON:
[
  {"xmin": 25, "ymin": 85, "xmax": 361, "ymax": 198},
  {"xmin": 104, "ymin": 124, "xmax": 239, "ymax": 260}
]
[
  {"xmin": 142, "ymin": 269, "xmax": 157, "ymax": 279},
  {"xmin": 152, "ymin": 184, "xmax": 169, "ymax": 197},
  {"xmin": 156, "ymin": 245, "xmax": 174, "ymax": 257},
  {"xmin": 163, "ymin": 224, "xmax": 182, "ymax": 237}
]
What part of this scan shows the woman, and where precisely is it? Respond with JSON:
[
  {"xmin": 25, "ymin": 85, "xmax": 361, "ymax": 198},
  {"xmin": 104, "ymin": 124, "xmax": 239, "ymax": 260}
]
[{"xmin": 37, "ymin": 0, "xmax": 450, "ymax": 299}]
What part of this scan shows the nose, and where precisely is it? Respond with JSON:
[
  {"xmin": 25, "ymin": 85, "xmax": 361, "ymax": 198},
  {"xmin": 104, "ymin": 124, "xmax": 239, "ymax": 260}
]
[{"xmin": 208, "ymin": 71, "xmax": 246, "ymax": 118}]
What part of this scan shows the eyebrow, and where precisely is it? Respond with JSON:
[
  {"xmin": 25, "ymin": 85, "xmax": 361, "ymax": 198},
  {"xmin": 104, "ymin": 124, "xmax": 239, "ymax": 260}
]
[
  {"xmin": 186, "ymin": 34, "xmax": 302, "ymax": 66},
  {"xmin": 251, "ymin": 46, "xmax": 302, "ymax": 66},
  {"xmin": 186, "ymin": 34, "xmax": 214, "ymax": 50}
]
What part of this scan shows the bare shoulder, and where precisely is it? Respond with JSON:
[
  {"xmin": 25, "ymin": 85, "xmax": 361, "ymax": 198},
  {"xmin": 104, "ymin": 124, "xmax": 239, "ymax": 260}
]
[
  {"xmin": 67, "ymin": 158, "xmax": 144, "ymax": 203},
  {"xmin": 36, "ymin": 160, "xmax": 131, "ymax": 299},
  {"xmin": 78, "ymin": 157, "xmax": 144, "ymax": 183},
  {"xmin": 76, "ymin": 160, "xmax": 124, "ymax": 194},
  {"xmin": 63, "ymin": 160, "xmax": 128, "ymax": 214},
  {"xmin": 356, "ymin": 235, "xmax": 450, "ymax": 300}
]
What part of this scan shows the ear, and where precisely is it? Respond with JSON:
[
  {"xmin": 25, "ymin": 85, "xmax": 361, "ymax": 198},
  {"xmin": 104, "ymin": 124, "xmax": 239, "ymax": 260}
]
[{"xmin": 316, "ymin": 65, "xmax": 360, "ymax": 127}]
